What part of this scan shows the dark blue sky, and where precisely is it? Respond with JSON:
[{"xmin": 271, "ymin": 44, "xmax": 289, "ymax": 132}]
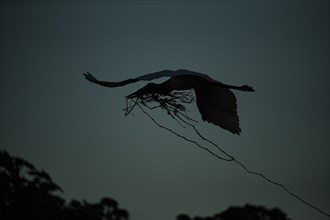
[{"xmin": 1, "ymin": 1, "xmax": 329, "ymax": 219}]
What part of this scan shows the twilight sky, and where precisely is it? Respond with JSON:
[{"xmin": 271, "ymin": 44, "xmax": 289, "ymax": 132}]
[{"xmin": 0, "ymin": 1, "xmax": 329, "ymax": 220}]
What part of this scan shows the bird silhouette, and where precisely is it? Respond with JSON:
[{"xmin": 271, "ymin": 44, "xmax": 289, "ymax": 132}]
[{"xmin": 84, "ymin": 69, "xmax": 254, "ymax": 134}]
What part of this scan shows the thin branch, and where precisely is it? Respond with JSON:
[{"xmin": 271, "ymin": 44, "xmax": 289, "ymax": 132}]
[
  {"xmin": 124, "ymin": 91, "xmax": 197, "ymax": 127},
  {"xmin": 135, "ymin": 102, "xmax": 233, "ymax": 162}
]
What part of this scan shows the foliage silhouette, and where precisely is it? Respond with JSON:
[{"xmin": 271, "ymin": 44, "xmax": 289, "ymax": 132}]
[
  {"xmin": 176, "ymin": 204, "xmax": 291, "ymax": 220},
  {"xmin": 0, "ymin": 150, "xmax": 292, "ymax": 220},
  {"xmin": 0, "ymin": 150, "xmax": 129, "ymax": 220}
]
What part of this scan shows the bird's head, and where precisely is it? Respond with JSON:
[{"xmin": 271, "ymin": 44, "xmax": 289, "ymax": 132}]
[{"xmin": 240, "ymin": 85, "xmax": 255, "ymax": 92}]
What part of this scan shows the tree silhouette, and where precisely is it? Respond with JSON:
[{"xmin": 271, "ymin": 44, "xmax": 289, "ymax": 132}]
[
  {"xmin": 1, "ymin": 150, "xmax": 292, "ymax": 220},
  {"xmin": 0, "ymin": 150, "xmax": 129, "ymax": 220},
  {"xmin": 176, "ymin": 204, "xmax": 291, "ymax": 220},
  {"xmin": 215, "ymin": 204, "xmax": 290, "ymax": 220},
  {"xmin": 64, "ymin": 198, "xmax": 129, "ymax": 220}
]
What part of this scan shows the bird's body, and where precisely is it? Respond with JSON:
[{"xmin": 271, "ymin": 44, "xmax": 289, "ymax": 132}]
[
  {"xmin": 84, "ymin": 69, "xmax": 254, "ymax": 134},
  {"xmin": 169, "ymin": 75, "xmax": 211, "ymax": 90}
]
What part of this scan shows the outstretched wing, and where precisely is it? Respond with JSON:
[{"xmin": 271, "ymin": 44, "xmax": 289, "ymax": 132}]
[
  {"xmin": 194, "ymin": 86, "xmax": 241, "ymax": 135},
  {"xmin": 136, "ymin": 69, "xmax": 217, "ymax": 82},
  {"xmin": 83, "ymin": 69, "xmax": 217, "ymax": 88}
]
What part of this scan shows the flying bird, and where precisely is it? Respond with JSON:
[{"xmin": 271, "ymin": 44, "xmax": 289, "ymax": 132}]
[{"xmin": 83, "ymin": 69, "xmax": 254, "ymax": 134}]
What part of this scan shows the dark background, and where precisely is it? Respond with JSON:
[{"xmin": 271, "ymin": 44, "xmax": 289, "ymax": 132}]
[{"xmin": 1, "ymin": 1, "xmax": 329, "ymax": 219}]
